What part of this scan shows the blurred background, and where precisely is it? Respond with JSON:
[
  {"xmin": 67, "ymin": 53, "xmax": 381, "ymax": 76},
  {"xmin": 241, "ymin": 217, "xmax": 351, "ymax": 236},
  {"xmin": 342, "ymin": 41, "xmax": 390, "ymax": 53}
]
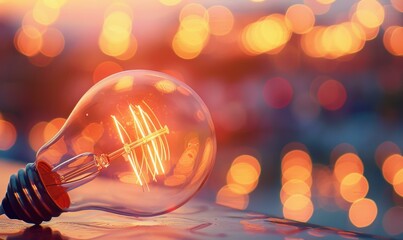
[{"xmin": 0, "ymin": 0, "xmax": 402, "ymax": 238}]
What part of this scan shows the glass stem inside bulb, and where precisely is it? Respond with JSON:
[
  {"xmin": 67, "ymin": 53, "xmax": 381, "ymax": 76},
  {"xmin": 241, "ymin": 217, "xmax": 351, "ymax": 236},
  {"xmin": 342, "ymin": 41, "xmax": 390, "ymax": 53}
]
[{"xmin": 53, "ymin": 124, "xmax": 169, "ymax": 189}]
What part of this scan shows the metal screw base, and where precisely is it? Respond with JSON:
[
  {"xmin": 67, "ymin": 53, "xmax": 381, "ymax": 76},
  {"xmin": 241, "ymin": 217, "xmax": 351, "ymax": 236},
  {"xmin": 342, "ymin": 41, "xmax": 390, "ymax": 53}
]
[{"xmin": 1, "ymin": 163, "xmax": 63, "ymax": 224}]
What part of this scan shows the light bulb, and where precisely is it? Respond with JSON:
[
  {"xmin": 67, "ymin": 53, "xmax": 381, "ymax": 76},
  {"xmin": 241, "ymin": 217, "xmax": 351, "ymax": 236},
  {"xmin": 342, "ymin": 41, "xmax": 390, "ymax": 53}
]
[{"xmin": 0, "ymin": 70, "xmax": 216, "ymax": 224}]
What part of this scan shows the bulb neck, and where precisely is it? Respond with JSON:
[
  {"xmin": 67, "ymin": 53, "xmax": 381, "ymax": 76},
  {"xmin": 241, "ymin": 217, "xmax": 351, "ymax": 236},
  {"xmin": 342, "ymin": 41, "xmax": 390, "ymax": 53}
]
[{"xmin": 1, "ymin": 163, "xmax": 63, "ymax": 224}]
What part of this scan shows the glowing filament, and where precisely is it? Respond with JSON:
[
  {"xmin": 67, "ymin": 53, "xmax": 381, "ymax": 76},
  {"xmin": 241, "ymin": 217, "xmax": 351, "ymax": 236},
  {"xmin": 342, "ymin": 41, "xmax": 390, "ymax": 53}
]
[{"xmin": 110, "ymin": 104, "xmax": 169, "ymax": 189}]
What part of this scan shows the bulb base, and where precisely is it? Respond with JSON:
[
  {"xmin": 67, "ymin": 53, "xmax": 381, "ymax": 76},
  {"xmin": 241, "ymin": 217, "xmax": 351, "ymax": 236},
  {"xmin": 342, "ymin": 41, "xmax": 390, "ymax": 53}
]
[{"xmin": 1, "ymin": 163, "xmax": 63, "ymax": 224}]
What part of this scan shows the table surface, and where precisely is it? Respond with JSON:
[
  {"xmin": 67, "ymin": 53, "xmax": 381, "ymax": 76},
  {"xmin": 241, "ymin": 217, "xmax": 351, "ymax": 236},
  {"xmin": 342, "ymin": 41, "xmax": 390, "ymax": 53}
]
[{"xmin": 0, "ymin": 160, "xmax": 389, "ymax": 240}]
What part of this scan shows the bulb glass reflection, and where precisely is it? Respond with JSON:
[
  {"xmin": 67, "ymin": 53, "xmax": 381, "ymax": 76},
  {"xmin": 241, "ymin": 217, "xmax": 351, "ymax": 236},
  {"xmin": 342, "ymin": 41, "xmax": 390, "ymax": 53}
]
[{"xmin": 35, "ymin": 70, "xmax": 216, "ymax": 216}]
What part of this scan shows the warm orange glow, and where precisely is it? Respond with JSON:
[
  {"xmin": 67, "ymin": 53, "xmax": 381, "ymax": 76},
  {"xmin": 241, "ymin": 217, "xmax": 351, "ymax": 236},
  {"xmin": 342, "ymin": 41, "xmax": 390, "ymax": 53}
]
[
  {"xmin": 0, "ymin": 119, "xmax": 17, "ymax": 151},
  {"xmin": 334, "ymin": 153, "xmax": 364, "ymax": 182},
  {"xmin": 179, "ymin": 3, "xmax": 207, "ymax": 21},
  {"xmin": 41, "ymin": 27, "xmax": 64, "ymax": 57},
  {"xmin": 155, "ymin": 79, "xmax": 177, "ymax": 94},
  {"xmin": 300, "ymin": 26, "xmax": 326, "ymax": 58},
  {"xmin": 29, "ymin": 121, "xmax": 48, "ymax": 151},
  {"xmin": 349, "ymin": 198, "xmax": 377, "ymax": 228},
  {"xmin": 15, "ymin": 26, "xmax": 43, "ymax": 57},
  {"xmin": 285, "ymin": 4, "xmax": 315, "ymax": 34},
  {"xmin": 393, "ymin": 169, "xmax": 403, "ymax": 197},
  {"xmin": 375, "ymin": 141, "xmax": 401, "ymax": 168},
  {"xmin": 317, "ymin": 79, "xmax": 347, "ymax": 111},
  {"xmin": 117, "ymin": 35, "xmax": 137, "ymax": 61},
  {"xmin": 207, "ymin": 5, "xmax": 234, "ymax": 36},
  {"xmin": 32, "ymin": 0, "xmax": 60, "ymax": 26},
  {"xmin": 241, "ymin": 14, "xmax": 291, "ymax": 55},
  {"xmin": 43, "ymin": 0, "xmax": 66, "ymax": 9},
  {"xmin": 72, "ymin": 136, "xmax": 95, "ymax": 155},
  {"xmin": 227, "ymin": 154, "xmax": 261, "ymax": 194},
  {"xmin": 216, "ymin": 185, "xmax": 249, "ymax": 210},
  {"xmin": 173, "ymin": 135, "xmax": 199, "ymax": 178},
  {"xmin": 44, "ymin": 118, "xmax": 66, "ymax": 142},
  {"xmin": 227, "ymin": 163, "xmax": 258, "ymax": 194},
  {"xmin": 93, "ymin": 61, "xmax": 123, "ymax": 83},
  {"xmin": 230, "ymin": 162, "xmax": 259, "ymax": 185},
  {"xmin": 232, "ymin": 155, "xmax": 261, "ymax": 172},
  {"xmin": 283, "ymin": 194, "xmax": 314, "ymax": 222},
  {"xmin": 304, "ymin": 0, "xmax": 331, "ymax": 15},
  {"xmin": 355, "ymin": 0, "xmax": 384, "ymax": 29},
  {"xmin": 316, "ymin": 0, "xmax": 335, "ymax": 4},
  {"xmin": 114, "ymin": 76, "xmax": 134, "ymax": 92},
  {"xmin": 340, "ymin": 173, "xmax": 369, "ymax": 203},
  {"xmin": 282, "ymin": 166, "xmax": 312, "ymax": 186},
  {"xmin": 282, "ymin": 149, "xmax": 312, "ymax": 172},
  {"xmin": 280, "ymin": 179, "xmax": 311, "ymax": 204},
  {"xmin": 110, "ymin": 104, "xmax": 169, "ymax": 189},
  {"xmin": 82, "ymin": 122, "xmax": 104, "ymax": 142},
  {"xmin": 164, "ymin": 175, "xmax": 186, "ymax": 186},
  {"xmin": 159, "ymin": 0, "xmax": 181, "ymax": 6},
  {"xmin": 383, "ymin": 26, "xmax": 403, "ymax": 56},
  {"xmin": 383, "ymin": 207, "xmax": 403, "ymax": 236},
  {"xmin": 382, "ymin": 154, "xmax": 403, "ymax": 184},
  {"xmin": 391, "ymin": 0, "xmax": 403, "ymax": 12},
  {"xmin": 313, "ymin": 165, "xmax": 334, "ymax": 197},
  {"xmin": 301, "ymin": 22, "xmax": 365, "ymax": 59},
  {"xmin": 172, "ymin": 14, "xmax": 210, "ymax": 59},
  {"xmin": 99, "ymin": 7, "xmax": 136, "ymax": 59},
  {"xmin": 42, "ymin": 118, "xmax": 67, "ymax": 157}
]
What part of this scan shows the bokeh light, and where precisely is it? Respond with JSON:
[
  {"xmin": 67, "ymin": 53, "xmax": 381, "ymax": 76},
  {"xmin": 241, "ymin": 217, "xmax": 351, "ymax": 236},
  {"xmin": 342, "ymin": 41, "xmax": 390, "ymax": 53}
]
[
  {"xmin": 216, "ymin": 185, "xmax": 249, "ymax": 210},
  {"xmin": 340, "ymin": 173, "xmax": 369, "ymax": 203},
  {"xmin": 41, "ymin": 27, "xmax": 64, "ymax": 57},
  {"xmin": 0, "ymin": 119, "xmax": 17, "ymax": 151},
  {"xmin": 99, "ymin": 4, "xmax": 137, "ymax": 59},
  {"xmin": 241, "ymin": 14, "xmax": 291, "ymax": 55},
  {"xmin": 44, "ymin": 118, "xmax": 65, "ymax": 142},
  {"xmin": 317, "ymin": 79, "xmax": 347, "ymax": 111},
  {"xmin": 354, "ymin": 0, "xmax": 384, "ymax": 29},
  {"xmin": 172, "ymin": 11, "xmax": 209, "ymax": 59},
  {"xmin": 280, "ymin": 179, "xmax": 311, "ymax": 204},
  {"xmin": 334, "ymin": 153, "xmax": 364, "ymax": 183},
  {"xmin": 172, "ymin": 3, "xmax": 209, "ymax": 59},
  {"xmin": 301, "ymin": 22, "xmax": 365, "ymax": 59},
  {"xmin": 93, "ymin": 61, "xmax": 123, "ymax": 83},
  {"xmin": 14, "ymin": 25, "xmax": 43, "ymax": 57},
  {"xmin": 227, "ymin": 154, "xmax": 261, "ymax": 194},
  {"xmin": 383, "ymin": 26, "xmax": 403, "ymax": 56},
  {"xmin": 285, "ymin": 4, "xmax": 315, "ymax": 34},
  {"xmin": 29, "ymin": 121, "xmax": 48, "ymax": 151},
  {"xmin": 304, "ymin": 0, "xmax": 331, "ymax": 15},
  {"xmin": 207, "ymin": 5, "xmax": 234, "ymax": 36},
  {"xmin": 375, "ymin": 141, "xmax": 401, "ymax": 168},
  {"xmin": 393, "ymin": 169, "xmax": 403, "ymax": 197},
  {"xmin": 282, "ymin": 149, "xmax": 312, "ymax": 173},
  {"xmin": 349, "ymin": 198, "xmax": 377, "ymax": 228},
  {"xmin": 283, "ymin": 194, "xmax": 314, "ymax": 222},
  {"xmin": 383, "ymin": 207, "xmax": 403, "ymax": 236},
  {"xmin": 0, "ymin": 0, "xmax": 402, "ymax": 237},
  {"xmin": 382, "ymin": 154, "xmax": 403, "ymax": 184},
  {"xmin": 263, "ymin": 77, "xmax": 293, "ymax": 109},
  {"xmin": 159, "ymin": 0, "xmax": 181, "ymax": 6},
  {"xmin": 32, "ymin": 0, "xmax": 61, "ymax": 26},
  {"xmin": 391, "ymin": 0, "xmax": 403, "ymax": 12}
]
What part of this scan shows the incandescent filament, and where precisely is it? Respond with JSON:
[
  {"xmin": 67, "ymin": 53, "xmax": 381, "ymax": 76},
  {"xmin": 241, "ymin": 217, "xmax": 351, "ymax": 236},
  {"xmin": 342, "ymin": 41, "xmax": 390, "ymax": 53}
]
[{"xmin": 110, "ymin": 104, "xmax": 170, "ymax": 190}]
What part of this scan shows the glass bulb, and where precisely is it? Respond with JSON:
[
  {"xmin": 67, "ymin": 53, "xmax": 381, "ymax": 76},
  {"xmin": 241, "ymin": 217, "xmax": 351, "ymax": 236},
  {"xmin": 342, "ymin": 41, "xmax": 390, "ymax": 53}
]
[{"xmin": 0, "ymin": 70, "xmax": 216, "ymax": 223}]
